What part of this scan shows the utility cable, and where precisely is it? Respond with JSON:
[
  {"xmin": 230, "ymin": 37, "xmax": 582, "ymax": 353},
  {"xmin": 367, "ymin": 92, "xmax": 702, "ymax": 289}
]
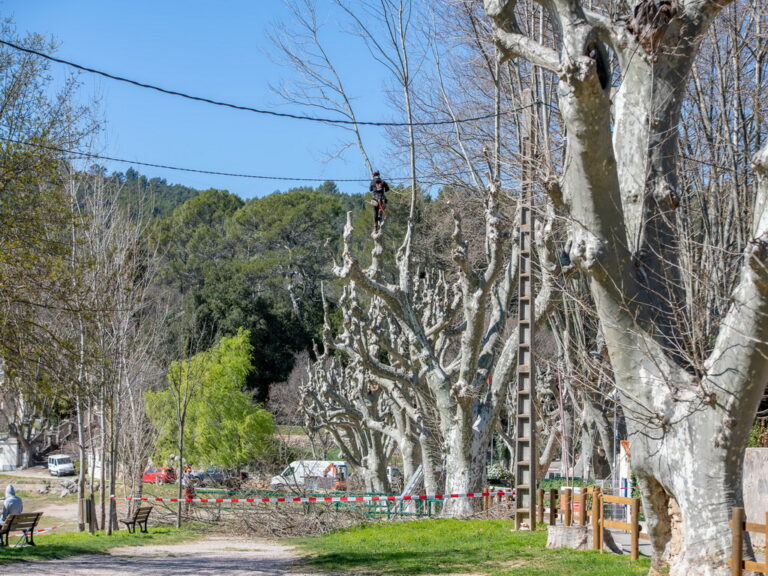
[
  {"xmin": 0, "ymin": 136, "xmax": 476, "ymax": 184},
  {"xmin": 6, "ymin": 136, "xmax": 739, "ymax": 189},
  {"xmin": 0, "ymin": 39, "xmax": 538, "ymax": 128},
  {"xmin": 0, "ymin": 136, "xmax": 376, "ymax": 181}
]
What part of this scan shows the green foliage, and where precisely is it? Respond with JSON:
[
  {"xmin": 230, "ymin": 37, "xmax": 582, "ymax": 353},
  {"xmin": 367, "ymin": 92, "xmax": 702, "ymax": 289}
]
[
  {"xmin": 0, "ymin": 526, "xmax": 200, "ymax": 564},
  {"xmin": 146, "ymin": 329, "xmax": 275, "ymax": 468},
  {"xmin": 0, "ymin": 22, "xmax": 96, "ymax": 410},
  {"xmin": 192, "ymin": 274, "xmax": 313, "ymax": 401},
  {"xmin": 153, "ymin": 188, "xmax": 244, "ymax": 293},
  {"xmin": 152, "ymin": 181, "xmax": 369, "ymax": 402},
  {"xmin": 537, "ymin": 478, "xmax": 591, "ymax": 492},
  {"xmin": 229, "ymin": 184, "xmax": 346, "ymax": 305},
  {"xmin": 119, "ymin": 167, "xmax": 202, "ymax": 218},
  {"xmin": 748, "ymin": 420, "xmax": 768, "ymax": 448},
  {"xmin": 295, "ymin": 519, "xmax": 650, "ymax": 575}
]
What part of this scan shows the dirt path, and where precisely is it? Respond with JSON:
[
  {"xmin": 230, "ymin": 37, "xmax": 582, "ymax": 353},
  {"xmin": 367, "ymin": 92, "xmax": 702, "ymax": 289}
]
[{"xmin": 4, "ymin": 536, "xmax": 323, "ymax": 576}]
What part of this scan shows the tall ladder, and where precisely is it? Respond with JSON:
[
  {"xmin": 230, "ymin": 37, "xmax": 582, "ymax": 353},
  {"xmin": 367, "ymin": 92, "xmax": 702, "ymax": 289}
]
[{"xmin": 515, "ymin": 135, "xmax": 536, "ymax": 530}]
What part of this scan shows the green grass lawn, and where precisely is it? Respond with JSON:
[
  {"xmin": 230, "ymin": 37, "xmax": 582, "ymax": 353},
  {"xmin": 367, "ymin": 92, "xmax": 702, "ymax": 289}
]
[
  {"xmin": 294, "ymin": 519, "xmax": 651, "ymax": 576},
  {"xmin": 0, "ymin": 525, "xmax": 201, "ymax": 564}
]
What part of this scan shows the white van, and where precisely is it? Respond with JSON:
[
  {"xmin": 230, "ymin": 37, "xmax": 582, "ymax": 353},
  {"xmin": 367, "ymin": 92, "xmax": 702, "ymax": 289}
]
[
  {"xmin": 270, "ymin": 460, "xmax": 346, "ymax": 490},
  {"xmin": 48, "ymin": 454, "xmax": 75, "ymax": 476}
]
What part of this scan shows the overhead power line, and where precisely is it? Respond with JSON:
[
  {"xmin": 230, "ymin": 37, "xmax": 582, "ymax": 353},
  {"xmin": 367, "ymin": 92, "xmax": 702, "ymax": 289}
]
[
  {"xmin": 4, "ymin": 136, "xmax": 498, "ymax": 186},
  {"xmin": 0, "ymin": 136, "xmax": 379, "ymax": 182},
  {"xmin": 6, "ymin": 136, "xmax": 739, "ymax": 189},
  {"xmin": 0, "ymin": 39, "xmax": 537, "ymax": 128}
]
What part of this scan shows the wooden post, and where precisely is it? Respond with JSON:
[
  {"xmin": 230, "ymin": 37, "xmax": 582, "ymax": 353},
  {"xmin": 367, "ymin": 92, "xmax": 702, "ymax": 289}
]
[
  {"xmin": 537, "ymin": 489, "xmax": 544, "ymax": 525},
  {"xmin": 731, "ymin": 507, "xmax": 744, "ymax": 576},
  {"xmin": 563, "ymin": 488, "xmax": 572, "ymax": 527},
  {"xmin": 592, "ymin": 489, "xmax": 601, "ymax": 551},
  {"xmin": 764, "ymin": 511, "xmax": 768, "ymax": 575},
  {"xmin": 630, "ymin": 498, "xmax": 640, "ymax": 561},
  {"xmin": 578, "ymin": 491, "xmax": 587, "ymax": 526},
  {"xmin": 549, "ymin": 489, "xmax": 557, "ymax": 526}
]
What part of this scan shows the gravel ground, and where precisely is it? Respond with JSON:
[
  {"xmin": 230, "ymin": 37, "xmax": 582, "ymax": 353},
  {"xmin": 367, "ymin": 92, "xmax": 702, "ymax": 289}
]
[
  {"xmin": 1, "ymin": 465, "xmax": 56, "ymax": 481},
  {"xmin": 3, "ymin": 537, "xmax": 324, "ymax": 576}
]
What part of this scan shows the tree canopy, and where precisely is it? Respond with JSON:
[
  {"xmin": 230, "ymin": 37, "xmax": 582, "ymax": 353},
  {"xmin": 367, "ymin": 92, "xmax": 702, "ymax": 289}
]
[{"xmin": 146, "ymin": 329, "xmax": 274, "ymax": 469}]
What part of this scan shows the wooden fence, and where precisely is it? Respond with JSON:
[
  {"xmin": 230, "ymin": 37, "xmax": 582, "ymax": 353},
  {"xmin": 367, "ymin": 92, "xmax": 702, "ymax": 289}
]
[
  {"xmin": 597, "ymin": 493, "xmax": 645, "ymax": 561},
  {"xmin": 729, "ymin": 508, "xmax": 768, "ymax": 576},
  {"xmin": 481, "ymin": 490, "xmax": 515, "ymax": 513},
  {"xmin": 536, "ymin": 491, "xmax": 767, "ymax": 570},
  {"xmin": 536, "ymin": 486, "xmax": 648, "ymax": 561}
]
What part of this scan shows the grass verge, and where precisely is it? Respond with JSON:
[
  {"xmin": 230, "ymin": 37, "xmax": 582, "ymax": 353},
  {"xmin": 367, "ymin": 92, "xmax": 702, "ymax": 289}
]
[
  {"xmin": 294, "ymin": 519, "xmax": 651, "ymax": 576},
  {"xmin": 0, "ymin": 525, "xmax": 201, "ymax": 564}
]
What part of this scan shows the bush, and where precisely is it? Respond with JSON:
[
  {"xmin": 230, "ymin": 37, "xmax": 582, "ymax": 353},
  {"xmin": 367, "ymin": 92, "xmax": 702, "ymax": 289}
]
[
  {"xmin": 537, "ymin": 477, "xmax": 590, "ymax": 492},
  {"xmin": 748, "ymin": 421, "xmax": 768, "ymax": 448}
]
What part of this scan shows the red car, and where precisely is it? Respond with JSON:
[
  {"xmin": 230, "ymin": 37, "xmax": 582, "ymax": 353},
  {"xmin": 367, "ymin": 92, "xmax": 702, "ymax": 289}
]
[{"xmin": 142, "ymin": 467, "xmax": 177, "ymax": 485}]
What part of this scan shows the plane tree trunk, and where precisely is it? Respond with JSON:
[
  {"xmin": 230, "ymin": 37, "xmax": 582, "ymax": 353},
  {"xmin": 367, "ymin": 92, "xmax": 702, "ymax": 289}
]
[{"xmin": 484, "ymin": 1, "xmax": 767, "ymax": 572}]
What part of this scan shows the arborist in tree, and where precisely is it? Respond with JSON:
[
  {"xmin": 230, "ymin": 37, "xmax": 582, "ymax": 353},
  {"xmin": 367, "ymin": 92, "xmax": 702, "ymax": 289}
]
[{"xmin": 369, "ymin": 170, "xmax": 389, "ymax": 232}]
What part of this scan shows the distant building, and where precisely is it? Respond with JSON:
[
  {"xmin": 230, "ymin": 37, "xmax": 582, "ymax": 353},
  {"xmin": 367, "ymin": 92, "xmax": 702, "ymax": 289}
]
[
  {"xmin": 0, "ymin": 396, "xmax": 11, "ymax": 433},
  {"xmin": 0, "ymin": 437, "xmax": 21, "ymax": 471}
]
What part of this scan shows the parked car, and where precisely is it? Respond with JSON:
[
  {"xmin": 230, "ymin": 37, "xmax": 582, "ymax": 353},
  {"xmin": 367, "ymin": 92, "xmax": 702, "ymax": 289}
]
[
  {"xmin": 48, "ymin": 454, "xmax": 75, "ymax": 476},
  {"xmin": 190, "ymin": 467, "xmax": 226, "ymax": 487},
  {"xmin": 270, "ymin": 460, "xmax": 347, "ymax": 490},
  {"xmin": 142, "ymin": 467, "xmax": 177, "ymax": 485}
]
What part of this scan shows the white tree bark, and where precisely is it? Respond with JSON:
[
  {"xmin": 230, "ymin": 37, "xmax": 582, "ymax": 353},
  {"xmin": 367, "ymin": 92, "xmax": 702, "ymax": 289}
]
[
  {"xmin": 325, "ymin": 173, "xmax": 562, "ymax": 515},
  {"xmin": 484, "ymin": 0, "xmax": 766, "ymax": 572}
]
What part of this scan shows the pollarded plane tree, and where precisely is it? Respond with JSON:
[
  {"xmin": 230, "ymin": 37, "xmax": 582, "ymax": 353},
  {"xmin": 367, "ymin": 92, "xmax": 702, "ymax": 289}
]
[
  {"xmin": 328, "ymin": 173, "xmax": 568, "ymax": 514},
  {"xmin": 315, "ymin": 270, "xmax": 453, "ymax": 495},
  {"xmin": 302, "ymin": 345, "xmax": 398, "ymax": 493},
  {"xmin": 483, "ymin": 0, "xmax": 768, "ymax": 573}
]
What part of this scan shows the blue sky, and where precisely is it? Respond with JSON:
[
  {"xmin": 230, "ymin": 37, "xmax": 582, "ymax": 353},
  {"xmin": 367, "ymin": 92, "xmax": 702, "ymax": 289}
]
[{"xmin": 2, "ymin": 1, "xmax": 393, "ymax": 198}]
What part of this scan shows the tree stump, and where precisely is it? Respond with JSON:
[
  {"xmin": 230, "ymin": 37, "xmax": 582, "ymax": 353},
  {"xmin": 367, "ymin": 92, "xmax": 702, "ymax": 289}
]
[{"xmin": 546, "ymin": 525, "xmax": 623, "ymax": 554}]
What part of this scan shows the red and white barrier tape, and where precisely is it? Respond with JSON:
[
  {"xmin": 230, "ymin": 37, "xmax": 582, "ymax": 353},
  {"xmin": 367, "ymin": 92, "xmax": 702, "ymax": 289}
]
[
  {"xmin": 9, "ymin": 526, "xmax": 59, "ymax": 537},
  {"xmin": 109, "ymin": 490, "xmax": 515, "ymax": 505}
]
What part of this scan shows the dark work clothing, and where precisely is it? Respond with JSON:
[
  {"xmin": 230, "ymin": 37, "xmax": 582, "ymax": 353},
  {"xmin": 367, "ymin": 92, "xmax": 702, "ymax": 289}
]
[
  {"xmin": 370, "ymin": 178, "xmax": 389, "ymax": 229},
  {"xmin": 370, "ymin": 178, "xmax": 390, "ymax": 197}
]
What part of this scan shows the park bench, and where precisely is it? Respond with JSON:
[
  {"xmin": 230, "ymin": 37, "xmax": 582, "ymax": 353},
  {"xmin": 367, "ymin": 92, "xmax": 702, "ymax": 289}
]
[
  {"xmin": 120, "ymin": 506, "xmax": 153, "ymax": 534},
  {"xmin": 0, "ymin": 512, "xmax": 44, "ymax": 546}
]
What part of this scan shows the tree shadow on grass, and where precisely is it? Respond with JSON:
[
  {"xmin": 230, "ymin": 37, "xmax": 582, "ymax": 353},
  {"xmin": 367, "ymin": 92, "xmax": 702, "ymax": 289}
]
[{"xmin": 304, "ymin": 547, "xmax": 540, "ymax": 575}]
